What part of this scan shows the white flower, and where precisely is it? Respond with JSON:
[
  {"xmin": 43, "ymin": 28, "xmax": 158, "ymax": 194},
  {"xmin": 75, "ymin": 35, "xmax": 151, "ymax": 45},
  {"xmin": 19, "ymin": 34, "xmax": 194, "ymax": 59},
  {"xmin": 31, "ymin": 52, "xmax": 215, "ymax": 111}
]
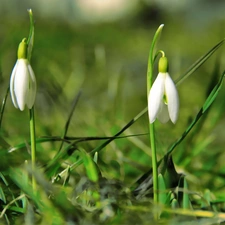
[
  {"xmin": 10, "ymin": 58, "xmax": 36, "ymax": 111},
  {"xmin": 148, "ymin": 72, "xmax": 179, "ymax": 124}
]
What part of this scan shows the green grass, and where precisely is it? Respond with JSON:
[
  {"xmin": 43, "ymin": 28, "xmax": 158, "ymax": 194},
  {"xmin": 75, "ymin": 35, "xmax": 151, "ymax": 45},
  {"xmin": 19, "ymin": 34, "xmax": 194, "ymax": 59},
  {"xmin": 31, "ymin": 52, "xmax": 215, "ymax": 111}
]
[{"xmin": 1, "ymin": 9, "xmax": 225, "ymax": 225}]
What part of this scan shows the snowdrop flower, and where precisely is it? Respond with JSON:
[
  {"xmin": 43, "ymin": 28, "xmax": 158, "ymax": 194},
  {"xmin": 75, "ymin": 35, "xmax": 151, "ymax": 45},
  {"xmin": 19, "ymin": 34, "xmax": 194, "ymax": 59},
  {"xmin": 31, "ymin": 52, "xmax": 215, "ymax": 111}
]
[
  {"xmin": 10, "ymin": 38, "xmax": 36, "ymax": 111},
  {"xmin": 148, "ymin": 56, "xmax": 179, "ymax": 124}
]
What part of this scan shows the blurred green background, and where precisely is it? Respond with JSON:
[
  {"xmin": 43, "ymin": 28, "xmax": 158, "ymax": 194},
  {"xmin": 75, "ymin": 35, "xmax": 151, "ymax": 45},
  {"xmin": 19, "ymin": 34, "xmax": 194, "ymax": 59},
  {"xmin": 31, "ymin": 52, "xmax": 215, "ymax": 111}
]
[{"xmin": 1, "ymin": 0, "xmax": 225, "ymax": 193}]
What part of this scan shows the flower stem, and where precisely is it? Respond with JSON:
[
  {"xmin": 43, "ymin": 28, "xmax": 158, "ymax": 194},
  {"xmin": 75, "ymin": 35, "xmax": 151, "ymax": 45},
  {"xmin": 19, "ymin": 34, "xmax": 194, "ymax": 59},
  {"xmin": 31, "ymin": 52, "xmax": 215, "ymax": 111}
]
[
  {"xmin": 149, "ymin": 123, "xmax": 158, "ymax": 202},
  {"xmin": 146, "ymin": 24, "xmax": 164, "ymax": 218},
  {"xmin": 29, "ymin": 107, "xmax": 36, "ymax": 192}
]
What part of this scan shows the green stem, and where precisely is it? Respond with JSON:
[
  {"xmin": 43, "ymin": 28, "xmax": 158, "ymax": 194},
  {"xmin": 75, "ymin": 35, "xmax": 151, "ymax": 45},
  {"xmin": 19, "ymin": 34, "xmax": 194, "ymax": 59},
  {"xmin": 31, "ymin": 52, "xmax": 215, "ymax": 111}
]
[
  {"xmin": 149, "ymin": 123, "xmax": 158, "ymax": 203},
  {"xmin": 29, "ymin": 107, "xmax": 36, "ymax": 192},
  {"xmin": 0, "ymin": 86, "xmax": 9, "ymax": 129},
  {"xmin": 147, "ymin": 25, "xmax": 164, "ymax": 217}
]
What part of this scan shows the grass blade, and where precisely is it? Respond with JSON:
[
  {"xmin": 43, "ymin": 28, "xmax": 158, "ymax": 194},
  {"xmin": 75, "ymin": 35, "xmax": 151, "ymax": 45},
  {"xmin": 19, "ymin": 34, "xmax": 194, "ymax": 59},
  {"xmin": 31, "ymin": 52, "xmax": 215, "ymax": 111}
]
[
  {"xmin": 79, "ymin": 148, "xmax": 99, "ymax": 183},
  {"xmin": 158, "ymin": 174, "xmax": 167, "ymax": 205},
  {"xmin": 0, "ymin": 87, "xmax": 9, "ymax": 129},
  {"xmin": 58, "ymin": 90, "xmax": 81, "ymax": 153},
  {"xmin": 175, "ymin": 38, "xmax": 225, "ymax": 86}
]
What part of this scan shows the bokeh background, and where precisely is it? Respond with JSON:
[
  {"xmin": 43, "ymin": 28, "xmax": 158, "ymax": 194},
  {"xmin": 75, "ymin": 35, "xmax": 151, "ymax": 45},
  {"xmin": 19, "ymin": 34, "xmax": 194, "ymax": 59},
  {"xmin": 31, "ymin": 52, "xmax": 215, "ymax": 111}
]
[{"xmin": 1, "ymin": 0, "xmax": 225, "ymax": 192}]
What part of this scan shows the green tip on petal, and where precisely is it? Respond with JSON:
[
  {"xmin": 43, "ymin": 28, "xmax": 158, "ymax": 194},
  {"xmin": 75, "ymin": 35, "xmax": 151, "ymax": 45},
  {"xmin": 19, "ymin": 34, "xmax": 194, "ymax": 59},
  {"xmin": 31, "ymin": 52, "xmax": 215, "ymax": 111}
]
[
  {"xmin": 17, "ymin": 38, "xmax": 28, "ymax": 59},
  {"xmin": 158, "ymin": 56, "xmax": 169, "ymax": 73}
]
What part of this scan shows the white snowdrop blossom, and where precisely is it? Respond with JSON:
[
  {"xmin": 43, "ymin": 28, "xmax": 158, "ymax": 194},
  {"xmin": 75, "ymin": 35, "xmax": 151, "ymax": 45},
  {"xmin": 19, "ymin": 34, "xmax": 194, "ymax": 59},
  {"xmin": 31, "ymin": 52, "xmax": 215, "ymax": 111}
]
[
  {"xmin": 10, "ymin": 39, "xmax": 36, "ymax": 111},
  {"xmin": 148, "ymin": 57, "xmax": 179, "ymax": 124}
]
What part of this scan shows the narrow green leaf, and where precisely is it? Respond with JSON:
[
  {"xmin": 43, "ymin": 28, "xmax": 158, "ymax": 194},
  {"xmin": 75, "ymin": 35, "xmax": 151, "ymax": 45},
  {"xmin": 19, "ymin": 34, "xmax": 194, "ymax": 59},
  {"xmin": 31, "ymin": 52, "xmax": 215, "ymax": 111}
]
[
  {"xmin": 62, "ymin": 166, "xmax": 71, "ymax": 186},
  {"xmin": 27, "ymin": 9, "xmax": 34, "ymax": 62},
  {"xmin": 175, "ymin": 38, "xmax": 225, "ymax": 86},
  {"xmin": 158, "ymin": 173, "xmax": 167, "ymax": 205},
  {"xmin": 201, "ymin": 189, "xmax": 211, "ymax": 208},
  {"xmin": 182, "ymin": 177, "xmax": 190, "ymax": 209},
  {"xmin": 0, "ymin": 87, "xmax": 9, "ymax": 129},
  {"xmin": 79, "ymin": 148, "xmax": 99, "ymax": 183},
  {"xmin": 0, "ymin": 186, "xmax": 6, "ymax": 203},
  {"xmin": 202, "ymin": 72, "xmax": 225, "ymax": 112},
  {"xmin": 0, "ymin": 172, "xmax": 9, "ymax": 186},
  {"xmin": 147, "ymin": 24, "xmax": 164, "ymax": 93},
  {"xmin": 58, "ymin": 91, "xmax": 81, "ymax": 153},
  {"xmin": 8, "ymin": 206, "xmax": 25, "ymax": 213}
]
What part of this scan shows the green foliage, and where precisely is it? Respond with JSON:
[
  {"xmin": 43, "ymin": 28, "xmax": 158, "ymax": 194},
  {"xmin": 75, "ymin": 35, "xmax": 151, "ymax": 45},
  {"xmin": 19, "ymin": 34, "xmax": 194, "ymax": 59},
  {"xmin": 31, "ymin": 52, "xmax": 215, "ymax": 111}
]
[{"xmin": 1, "ymin": 7, "xmax": 225, "ymax": 225}]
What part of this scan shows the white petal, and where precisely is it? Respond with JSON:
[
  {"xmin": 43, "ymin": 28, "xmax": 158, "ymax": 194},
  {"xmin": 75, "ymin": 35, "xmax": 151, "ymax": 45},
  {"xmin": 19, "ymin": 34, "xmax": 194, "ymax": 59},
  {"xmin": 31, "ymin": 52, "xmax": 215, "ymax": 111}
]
[
  {"xmin": 14, "ymin": 59, "xmax": 30, "ymax": 111},
  {"xmin": 165, "ymin": 73, "xmax": 179, "ymax": 123},
  {"xmin": 10, "ymin": 61, "xmax": 19, "ymax": 109},
  {"xmin": 148, "ymin": 73, "xmax": 165, "ymax": 123},
  {"xmin": 157, "ymin": 100, "xmax": 170, "ymax": 123},
  {"xmin": 26, "ymin": 65, "xmax": 36, "ymax": 109}
]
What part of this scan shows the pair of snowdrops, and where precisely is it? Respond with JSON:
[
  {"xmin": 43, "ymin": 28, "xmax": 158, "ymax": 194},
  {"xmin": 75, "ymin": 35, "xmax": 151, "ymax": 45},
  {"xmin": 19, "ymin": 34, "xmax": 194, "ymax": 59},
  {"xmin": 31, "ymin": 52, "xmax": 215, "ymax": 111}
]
[{"xmin": 10, "ymin": 39, "xmax": 179, "ymax": 124}]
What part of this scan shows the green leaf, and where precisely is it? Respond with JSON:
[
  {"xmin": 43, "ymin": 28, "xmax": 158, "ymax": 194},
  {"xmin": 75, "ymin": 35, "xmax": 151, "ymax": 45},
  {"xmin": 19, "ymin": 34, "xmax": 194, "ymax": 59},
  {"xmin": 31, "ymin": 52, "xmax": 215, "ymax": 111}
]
[
  {"xmin": 175, "ymin": 38, "xmax": 225, "ymax": 86},
  {"xmin": 0, "ymin": 87, "xmax": 9, "ymax": 129},
  {"xmin": 79, "ymin": 148, "xmax": 99, "ymax": 183},
  {"xmin": 147, "ymin": 24, "xmax": 164, "ymax": 93},
  {"xmin": 158, "ymin": 173, "xmax": 167, "ymax": 205},
  {"xmin": 182, "ymin": 177, "xmax": 190, "ymax": 209},
  {"xmin": 0, "ymin": 186, "xmax": 6, "ymax": 203},
  {"xmin": 58, "ymin": 91, "xmax": 81, "ymax": 153},
  {"xmin": 8, "ymin": 206, "xmax": 25, "ymax": 214},
  {"xmin": 201, "ymin": 189, "xmax": 211, "ymax": 208},
  {"xmin": 27, "ymin": 9, "xmax": 34, "ymax": 62}
]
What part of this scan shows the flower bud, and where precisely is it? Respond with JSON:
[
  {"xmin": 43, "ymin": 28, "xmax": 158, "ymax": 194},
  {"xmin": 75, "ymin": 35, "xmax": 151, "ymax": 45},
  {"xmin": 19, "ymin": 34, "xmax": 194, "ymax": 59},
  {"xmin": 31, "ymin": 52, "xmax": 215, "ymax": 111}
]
[
  {"xmin": 10, "ymin": 38, "xmax": 36, "ymax": 111},
  {"xmin": 158, "ymin": 56, "xmax": 169, "ymax": 73},
  {"xmin": 17, "ymin": 38, "xmax": 28, "ymax": 59}
]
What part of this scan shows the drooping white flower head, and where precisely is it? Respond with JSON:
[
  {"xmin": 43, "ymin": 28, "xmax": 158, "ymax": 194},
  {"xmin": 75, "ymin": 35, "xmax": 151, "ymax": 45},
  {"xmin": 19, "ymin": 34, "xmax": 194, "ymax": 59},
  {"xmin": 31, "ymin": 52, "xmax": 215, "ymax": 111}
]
[
  {"xmin": 148, "ymin": 56, "xmax": 179, "ymax": 124},
  {"xmin": 10, "ymin": 39, "xmax": 36, "ymax": 111}
]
